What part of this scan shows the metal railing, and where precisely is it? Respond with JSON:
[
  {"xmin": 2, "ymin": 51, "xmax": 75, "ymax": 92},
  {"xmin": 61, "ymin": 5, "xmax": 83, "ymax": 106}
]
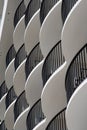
[
  {"xmin": 6, "ymin": 45, "xmax": 16, "ymax": 68},
  {"xmin": 40, "ymin": 0, "xmax": 59, "ymax": 25},
  {"xmin": 46, "ymin": 108, "xmax": 67, "ymax": 130},
  {"xmin": 42, "ymin": 41, "xmax": 65, "ymax": 86},
  {"xmin": 0, "ymin": 81, "xmax": 8, "ymax": 100},
  {"xmin": 14, "ymin": 44, "xmax": 26, "ymax": 71},
  {"xmin": 62, "ymin": 0, "xmax": 78, "ymax": 24},
  {"xmin": 14, "ymin": 0, "xmax": 26, "ymax": 27},
  {"xmin": 14, "ymin": 91, "xmax": 28, "ymax": 121},
  {"xmin": 5, "ymin": 86, "xmax": 17, "ymax": 109},
  {"xmin": 65, "ymin": 44, "xmax": 87, "ymax": 102},
  {"xmin": 25, "ymin": 0, "xmax": 40, "ymax": 27},
  {"xmin": 0, "ymin": 121, "xmax": 7, "ymax": 130},
  {"xmin": 25, "ymin": 43, "xmax": 43, "ymax": 79},
  {"xmin": 27, "ymin": 99, "xmax": 45, "ymax": 130}
]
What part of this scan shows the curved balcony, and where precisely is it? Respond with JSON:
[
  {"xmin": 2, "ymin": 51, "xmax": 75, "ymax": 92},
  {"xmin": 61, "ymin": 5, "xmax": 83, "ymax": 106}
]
[
  {"xmin": 25, "ymin": 43, "xmax": 43, "ymax": 79},
  {"xmin": 0, "ymin": 121, "xmax": 7, "ymax": 130},
  {"xmin": 65, "ymin": 44, "xmax": 87, "ymax": 102},
  {"xmin": 0, "ymin": 81, "xmax": 8, "ymax": 100},
  {"xmin": 14, "ymin": 0, "xmax": 26, "ymax": 27},
  {"xmin": 42, "ymin": 41, "xmax": 65, "ymax": 86},
  {"xmin": 6, "ymin": 45, "xmax": 16, "ymax": 68},
  {"xmin": 40, "ymin": 0, "xmax": 59, "ymax": 25},
  {"xmin": 14, "ymin": 91, "xmax": 28, "ymax": 121},
  {"xmin": 27, "ymin": 99, "xmax": 45, "ymax": 130},
  {"xmin": 46, "ymin": 108, "xmax": 67, "ymax": 130},
  {"xmin": 14, "ymin": 44, "xmax": 26, "ymax": 71},
  {"xmin": 62, "ymin": 0, "xmax": 78, "ymax": 24},
  {"xmin": 5, "ymin": 86, "xmax": 17, "ymax": 109},
  {"xmin": 25, "ymin": 0, "xmax": 40, "ymax": 27}
]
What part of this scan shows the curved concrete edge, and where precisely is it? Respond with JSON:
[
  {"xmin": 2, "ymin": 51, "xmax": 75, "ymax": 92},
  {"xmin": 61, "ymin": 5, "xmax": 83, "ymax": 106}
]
[
  {"xmin": 0, "ymin": 94, "xmax": 7, "ymax": 122},
  {"xmin": 13, "ymin": 59, "xmax": 26, "ymax": 96},
  {"xmin": 33, "ymin": 116, "xmax": 58, "ymax": 130},
  {"xmin": 13, "ymin": 15, "xmax": 25, "ymax": 52},
  {"xmin": 40, "ymin": 0, "xmax": 62, "ymax": 57},
  {"xmin": 41, "ymin": 62, "xmax": 67, "ymax": 119},
  {"xmin": 24, "ymin": 9, "xmax": 40, "ymax": 55},
  {"xmin": 4, "ymin": 100, "xmax": 16, "ymax": 130},
  {"xmin": 5, "ymin": 59, "xmax": 15, "ymax": 89},
  {"xmin": 25, "ymin": 60, "xmax": 44, "ymax": 106},
  {"xmin": 33, "ymin": 119, "xmax": 47, "ymax": 130},
  {"xmin": 61, "ymin": 0, "xmax": 87, "ymax": 63},
  {"xmin": 14, "ymin": 107, "xmax": 30, "ymax": 130},
  {"xmin": 66, "ymin": 79, "xmax": 87, "ymax": 130}
]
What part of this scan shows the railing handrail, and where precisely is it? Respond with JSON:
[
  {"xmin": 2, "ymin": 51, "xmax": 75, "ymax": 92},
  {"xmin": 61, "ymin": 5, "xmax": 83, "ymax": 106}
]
[
  {"xmin": 43, "ymin": 40, "xmax": 61, "ymax": 61},
  {"xmin": 42, "ymin": 40, "xmax": 65, "ymax": 86},
  {"xmin": 14, "ymin": 44, "xmax": 26, "ymax": 70},
  {"xmin": 40, "ymin": 0, "xmax": 45, "ymax": 24},
  {"xmin": 66, "ymin": 43, "xmax": 87, "ymax": 73},
  {"xmin": 25, "ymin": 43, "xmax": 43, "ymax": 79},
  {"xmin": 27, "ymin": 43, "xmax": 40, "ymax": 59},
  {"xmin": 27, "ymin": 99, "xmax": 41, "ymax": 116},
  {"xmin": 6, "ymin": 44, "xmax": 16, "ymax": 67},
  {"xmin": 15, "ymin": 90, "xmax": 25, "ymax": 104},
  {"xmin": 0, "ymin": 81, "xmax": 8, "ymax": 100},
  {"xmin": 46, "ymin": 108, "xmax": 67, "ymax": 130},
  {"xmin": 62, "ymin": 0, "xmax": 78, "ymax": 24},
  {"xmin": 40, "ymin": 0, "xmax": 59, "ymax": 25},
  {"xmin": 14, "ymin": 91, "xmax": 28, "ymax": 121},
  {"xmin": 25, "ymin": 0, "xmax": 40, "ymax": 27},
  {"xmin": 27, "ymin": 99, "xmax": 45, "ymax": 130},
  {"xmin": 14, "ymin": 0, "xmax": 26, "ymax": 27},
  {"xmin": 0, "ymin": 120, "xmax": 4, "ymax": 126},
  {"xmin": 0, "ymin": 81, "xmax": 6, "ymax": 89},
  {"xmin": 5, "ymin": 86, "xmax": 17, "ymax": 109},
  {"xmin": 0, "ymin": 121, "xmax": 6, "ymax": 130},
  {"xmin": 65, "ymin": 43, "xmax": 87, "ymax": 101}
]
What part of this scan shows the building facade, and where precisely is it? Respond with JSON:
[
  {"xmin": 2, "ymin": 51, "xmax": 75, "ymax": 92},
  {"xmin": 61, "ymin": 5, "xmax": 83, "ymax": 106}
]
[{"xmin": 0, "ymin": 0, "xmax": 87, "ymax": 130}]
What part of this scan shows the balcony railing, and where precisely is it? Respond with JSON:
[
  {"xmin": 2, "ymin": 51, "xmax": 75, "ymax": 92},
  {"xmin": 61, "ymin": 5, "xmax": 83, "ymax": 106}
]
[
  {"xmin": 62, "ymin": 0, "xmax": 78, "ymax": 24},
  {"xmin": 46, "ymin": 108, "xmax": 67, "ymax": 130},
  {"xmin": 0, "ymin": 121, "xmax": 7, "ymax": 130},
  {"xmin": 40, "ymin": 0, "xmax": 59, "ymax": 25},
  {"xmin": 6, "ymin": 45, "xmax": 16, "ymax": 68},
  {"xmin": 42, "ymin": 41, "xmax": 65, "ymax": 86},
  {"xmin": 0, "ymin": 81, "xmax": 8, "ymax": 100},
  {"xmin": 25, "ymin": 43, "xmax": 43, "ymax": 79},
  {"xmin": 14, "ymin": 91, "xmax": 28, "ymax": 121},
  {"xmin": 27, "ymin": 99, "xmax": 45, "ymax": 130},
  {"xmin": 65, "ymin": 44, "xmax": 87, "ymax": 102},
  {"xmin": 14, "ymin": 0, "xmax": 26, "ymax": 27},
  {"xmin": 14, "ymin": 44, "xmax": 27, "ymax": 71},
  {"xmin": 25, "ymin": 0, "xmax": 40, "ymax": 27},
  {"xmin": 5, "ymin": 86, "xmax": 17, "ymax": 109}
]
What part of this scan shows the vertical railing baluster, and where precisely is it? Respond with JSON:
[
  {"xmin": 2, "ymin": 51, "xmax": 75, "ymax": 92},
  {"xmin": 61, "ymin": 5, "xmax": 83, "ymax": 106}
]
[
  {"xmin": 27, "ymin": 100, "xmax": 44, "ymax": 130},
  {"xmin": 14, "ymin": 91, "xmax": 28, "ymax": 121},
  {"xmin": 66, "ymin": 44, "xmax": 87, "ymax": 102},
  {"xmin": 42, "ymin": 41, "xmax": 65, "ymax": 86},
  {"xmin": 25, "ymin": 43, "xmax": 43, "ymax": 80}
]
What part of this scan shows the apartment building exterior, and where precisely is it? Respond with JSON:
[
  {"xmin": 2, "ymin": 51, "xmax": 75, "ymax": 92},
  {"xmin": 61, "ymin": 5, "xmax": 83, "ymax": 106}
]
[{"xmin": 0, "ymin": 0, "xmax": 87, "ymax": 130}]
